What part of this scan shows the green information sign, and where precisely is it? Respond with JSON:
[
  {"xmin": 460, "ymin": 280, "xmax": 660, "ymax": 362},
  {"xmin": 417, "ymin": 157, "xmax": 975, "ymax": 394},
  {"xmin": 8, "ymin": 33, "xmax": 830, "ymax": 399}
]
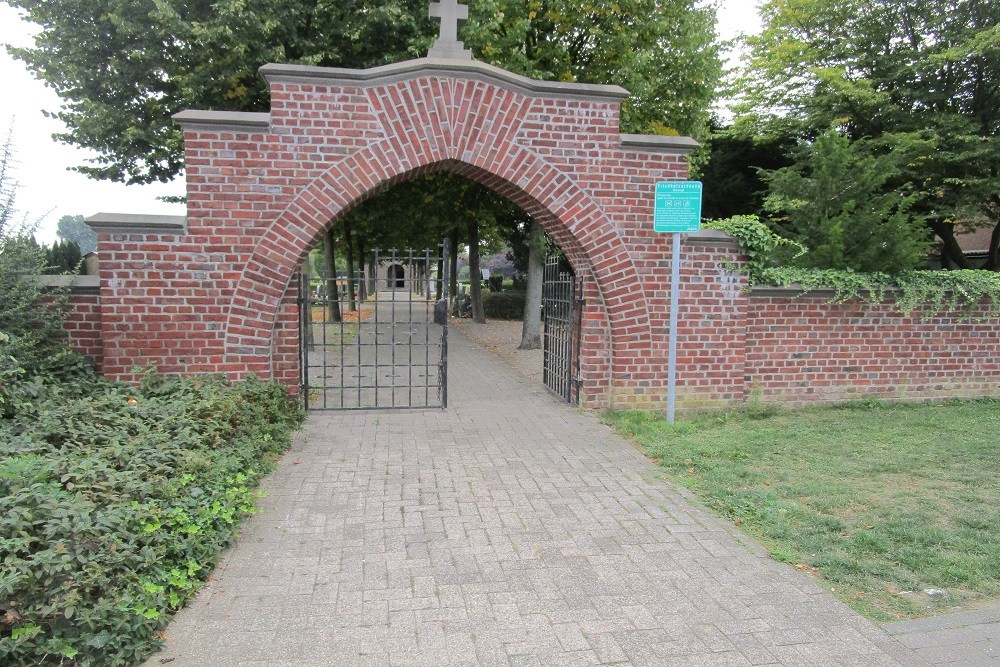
[{"xmin": 654, "ymin": 181, "xmax": 703, "ymax": 233}]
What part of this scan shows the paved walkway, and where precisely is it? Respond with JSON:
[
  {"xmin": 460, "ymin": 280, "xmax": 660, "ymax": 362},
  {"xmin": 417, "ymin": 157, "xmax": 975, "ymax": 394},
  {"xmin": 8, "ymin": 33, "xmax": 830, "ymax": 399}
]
[
  {"xmin": 146, "ymin": 326, "xmax": 927, "ymax": 666},
  {"xmin": 884, "ymin": 606, "xmax": 1000, "ymax": 666}
]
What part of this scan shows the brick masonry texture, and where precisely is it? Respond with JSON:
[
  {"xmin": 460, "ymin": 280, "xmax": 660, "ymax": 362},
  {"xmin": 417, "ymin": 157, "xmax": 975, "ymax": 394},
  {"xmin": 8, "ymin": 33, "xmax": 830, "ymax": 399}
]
[
  {"xmin": 745, "ymin": 293, "xmax": 1000, "ymax": 405},
  {"xmin": 71, "ymin": 60, "xmax": 1000, "ymax": 409},
  {"xmin": 62, "ymin": 291, "xmax": 104, "ymax": 370}
]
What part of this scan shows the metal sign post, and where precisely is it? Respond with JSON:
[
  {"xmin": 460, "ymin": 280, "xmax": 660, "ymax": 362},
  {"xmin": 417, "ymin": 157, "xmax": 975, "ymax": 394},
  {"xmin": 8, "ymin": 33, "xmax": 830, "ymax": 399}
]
[
  {"xmin": 653, "ymin": 181, "xmax": 703, "ymax": 424},
  {"xmin": 667, "ymin": 232, "xmax": 682, "ymax": 423}
]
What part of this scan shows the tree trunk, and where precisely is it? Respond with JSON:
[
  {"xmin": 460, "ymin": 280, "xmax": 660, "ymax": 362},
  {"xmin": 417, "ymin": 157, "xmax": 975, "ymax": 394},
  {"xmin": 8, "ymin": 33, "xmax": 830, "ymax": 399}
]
[
  {"xmin": 467, "ymin": 217, "xmax": 486, "ymax": 323},
  {"xmin": 928, "ymin": 220, "xmax": 970, "ymax": 270},
  {"xmin": 323, "ymin": 229, "xmax": 342, "ymax": 322},
  {"xmin": 343, "ymin": 218, "xmax": 357, "ymax": 311},
  {"xmin": 357, "ymin": 236, "xmax": 367, "ymax": 302},
  {"xmin": 519, "ymin": 220, "xmax": 544, "ymax": 349},
  {"xmin": 436, "ymin": 251, "xmax": 444, "ymax": 300}
]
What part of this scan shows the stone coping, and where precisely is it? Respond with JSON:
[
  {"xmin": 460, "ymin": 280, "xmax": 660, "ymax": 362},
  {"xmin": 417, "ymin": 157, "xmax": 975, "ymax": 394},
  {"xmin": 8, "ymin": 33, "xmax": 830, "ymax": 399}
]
[
  {"xmin": 620, "ymin": 134, "xmax": 700, "ymax": 154},
  {"xmin": 31, "ymin": 274, "xmax": 100, "ymax": 295},
  {"xmin": 258, "ymin": 59, "xmax": 632, "ymax": 102},
  {"xmin": 749, "ymin": 285, "xmax": 843, "ymax": 298},
  {"xmin": 173, "ymin": 110, "xmax": 271, "ymax": 130},
  {"xmin": 683, "ymin": 229, "xmax": 738, "ymax": 246},
  {"xmin": 86, "ymin": 213, "xmax": 187, "ymax": 235}
]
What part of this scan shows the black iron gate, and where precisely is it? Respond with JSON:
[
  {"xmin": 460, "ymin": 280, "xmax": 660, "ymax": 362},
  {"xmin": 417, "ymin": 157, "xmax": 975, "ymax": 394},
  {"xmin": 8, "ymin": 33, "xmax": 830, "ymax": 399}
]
[
  {"xmin": 299, "ymin": 241, "xmax": 449, "ymax": 410},
  {"xmin": 542, "ymin": 255, "xmax": 583, "ymax": 404}
]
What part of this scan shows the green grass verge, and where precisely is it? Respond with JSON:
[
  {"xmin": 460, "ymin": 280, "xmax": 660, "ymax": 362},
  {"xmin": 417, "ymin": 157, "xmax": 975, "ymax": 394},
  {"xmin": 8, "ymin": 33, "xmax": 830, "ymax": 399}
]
[{"xmin": 604, "ymin": 399, "xmax": 1000, "ymax": 622}]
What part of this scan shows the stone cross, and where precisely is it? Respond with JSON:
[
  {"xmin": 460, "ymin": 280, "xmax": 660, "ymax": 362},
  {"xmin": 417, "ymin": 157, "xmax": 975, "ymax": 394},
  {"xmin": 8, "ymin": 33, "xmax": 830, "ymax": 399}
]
[{"xmin": 428, "ymin": 0, "xmax": 472, "ymax": 60}]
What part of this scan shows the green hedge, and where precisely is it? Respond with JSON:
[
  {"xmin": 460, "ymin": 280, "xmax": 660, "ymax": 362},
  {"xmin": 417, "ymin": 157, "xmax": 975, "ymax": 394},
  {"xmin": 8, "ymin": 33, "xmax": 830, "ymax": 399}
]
[
  {"xmin": 483, "ymin": 291, "xmax": 526, "ymax": 320},
  {"xmin": 705, "ymin": 215, "xmax": 1000, "ymax": 315},
  {"xmin": 0, "ymin": 371, "xmax": 302, "ymax": 666}
]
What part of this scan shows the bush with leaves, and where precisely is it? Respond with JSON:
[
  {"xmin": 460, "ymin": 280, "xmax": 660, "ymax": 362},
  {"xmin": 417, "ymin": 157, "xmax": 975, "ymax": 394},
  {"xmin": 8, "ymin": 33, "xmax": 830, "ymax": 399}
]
[
  {"xmin": 762, "ymin": 129, "xmax": 931, "ymax": 274},
  {"xmin": 0, "ymin": 130, "xmax": 303, "ymax": 666},
  {"xmin": 706, "ymin": 215, "xmax": 1000, "ymax": 315},
  {"xmin": 483, "ymin": 291, "xmax": 526, "ymax": 320},
  {"xmin": 0, "ymin": 134, "xmax": 81, "ymax": 410},
  {"xmin": 0, "ymin": 372, "xmax": 302, "ymax": 666}
]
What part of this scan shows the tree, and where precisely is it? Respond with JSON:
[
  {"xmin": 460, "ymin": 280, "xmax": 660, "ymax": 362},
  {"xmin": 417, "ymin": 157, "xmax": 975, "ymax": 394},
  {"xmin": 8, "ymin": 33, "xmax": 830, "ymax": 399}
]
[
  {"xmin": 56, "ymin": 214, "xmax": 96, "ymax": 254},
  {"xmin": 9, "ymin": 0, "xmax": 721, "ymax": 182},
  {"xmin": 7, "ymin": 0, "xmax": 436, "ymax": 184},
  {"xmin": 762, "ymin": 129, "xmax": 930, "ymax": 273},
  {"xmin": 701, "ymin": 127, "xmax": 793, "ymax": 220},
  {"xmin": 737, "ymin": 0, "xmax": 1000, "ymax": 269},
  {"xmin": 463, "ymin": 0, "xmax": 721, "ymax": 138},
  {"xmin": 518, "ymin": 220, "xmax": 544, "ymax": 349},
  {"xmin": 44, "ymin": 238, "xmax": 84, "ymax": 274}
]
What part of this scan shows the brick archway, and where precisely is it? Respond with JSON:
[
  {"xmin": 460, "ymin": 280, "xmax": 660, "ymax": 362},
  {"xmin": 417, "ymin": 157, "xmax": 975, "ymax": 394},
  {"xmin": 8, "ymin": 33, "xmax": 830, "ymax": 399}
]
[
  {"xmin": 87, "ymin": 57, "xmax": 754, "ymax": 410},
  {"xmin": 222, "ymin": 139, "xmax": 649, "ymax": 384}
]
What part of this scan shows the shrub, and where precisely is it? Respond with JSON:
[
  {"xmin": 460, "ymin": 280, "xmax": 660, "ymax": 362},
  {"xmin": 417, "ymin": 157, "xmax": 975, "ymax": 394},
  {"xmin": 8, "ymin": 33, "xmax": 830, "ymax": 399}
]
[
  {"xmin": 483, "ymin": 291, "xmax": 525, "ymax": 320},
  {"xmin": 0, "ymin": 372, "xmax": 302, "ymax": 666},
  {"xmin": 43, "ymin": 239, "xmax": 83, "ymax": 275},
  {"xmin": 705, "ymin": 215, "xmax": 1000, "ymax": 315}
]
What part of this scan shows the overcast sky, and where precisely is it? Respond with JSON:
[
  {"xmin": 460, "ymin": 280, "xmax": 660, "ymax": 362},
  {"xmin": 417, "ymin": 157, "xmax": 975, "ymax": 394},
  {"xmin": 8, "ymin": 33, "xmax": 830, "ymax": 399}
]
[{"xmin": 0, "ymin": 1, "xmax": 762, "ymax": 244}]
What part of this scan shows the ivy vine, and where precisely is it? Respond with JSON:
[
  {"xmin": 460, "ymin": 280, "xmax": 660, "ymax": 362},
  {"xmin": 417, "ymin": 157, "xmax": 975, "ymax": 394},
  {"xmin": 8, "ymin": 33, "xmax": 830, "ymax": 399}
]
[{"xmin": 704, "ymin": 216, "xmax": 1000, "ymax": 315}]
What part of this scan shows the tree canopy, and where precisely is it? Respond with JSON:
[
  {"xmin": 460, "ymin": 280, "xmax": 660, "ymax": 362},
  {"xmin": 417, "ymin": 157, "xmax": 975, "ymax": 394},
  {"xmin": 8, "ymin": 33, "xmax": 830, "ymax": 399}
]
[
  {"xmin": 56, "ymin": 214, "xmax": 96, "ymax": 255},
  {"xmin": 734, "ymin": 0, "xmax": 1000, "ymax": 270},
  {"xmin": 8, "ymin": 0, "xmax": 721, "ymax": 185}
]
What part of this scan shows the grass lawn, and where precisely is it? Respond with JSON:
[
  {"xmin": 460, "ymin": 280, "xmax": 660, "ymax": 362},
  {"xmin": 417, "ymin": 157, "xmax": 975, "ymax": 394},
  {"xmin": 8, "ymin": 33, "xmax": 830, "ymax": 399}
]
[{"xmin": 605, "ymin": 399, "xmax": 1000, "ymax": 622}]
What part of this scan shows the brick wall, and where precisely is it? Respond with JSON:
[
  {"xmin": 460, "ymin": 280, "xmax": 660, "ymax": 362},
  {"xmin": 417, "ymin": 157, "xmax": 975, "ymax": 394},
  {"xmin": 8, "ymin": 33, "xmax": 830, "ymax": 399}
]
[
  {"xmin": 746, "ymin": 290, "xmax": 1000, "ymax": 405},
  {"xmin": 71, "ymin": 58, "xmax": 1000, "ymax": 410},
  {"xmin": 63, "ymin": 288, "xmax": 104, "ymax": 370}
]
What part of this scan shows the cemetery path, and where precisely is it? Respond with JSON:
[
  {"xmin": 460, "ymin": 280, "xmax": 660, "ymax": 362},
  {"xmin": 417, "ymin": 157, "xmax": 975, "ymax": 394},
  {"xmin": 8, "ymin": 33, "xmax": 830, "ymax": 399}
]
[{"xmin": 145, "ymin": 324, "xmax": 927, "ymax": 666}]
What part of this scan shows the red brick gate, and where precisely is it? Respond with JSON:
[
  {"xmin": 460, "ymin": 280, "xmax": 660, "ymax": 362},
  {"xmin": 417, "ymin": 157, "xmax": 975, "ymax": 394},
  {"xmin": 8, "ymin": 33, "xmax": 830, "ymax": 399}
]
[{"xmin": 84, "ymin": 53, "xmax": 751, "ymax": 410}]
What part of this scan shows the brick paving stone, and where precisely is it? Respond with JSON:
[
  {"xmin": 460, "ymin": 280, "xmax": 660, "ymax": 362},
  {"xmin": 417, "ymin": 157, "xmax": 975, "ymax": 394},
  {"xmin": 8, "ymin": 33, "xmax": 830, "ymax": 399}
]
[
  {"xmin": 884, "ymin": 605, "xmax": 1000, "ymax": 666},
  {"xmin": 144, "ymin": 326, "xmax": 929, "ymax": 666}
]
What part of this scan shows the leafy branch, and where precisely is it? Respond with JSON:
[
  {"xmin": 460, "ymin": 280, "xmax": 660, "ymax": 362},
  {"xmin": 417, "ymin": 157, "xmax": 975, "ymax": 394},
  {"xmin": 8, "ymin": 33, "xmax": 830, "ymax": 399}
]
[{"xmin": 707, "ymin": 215, "xmax": 1000, "ymax": 315}]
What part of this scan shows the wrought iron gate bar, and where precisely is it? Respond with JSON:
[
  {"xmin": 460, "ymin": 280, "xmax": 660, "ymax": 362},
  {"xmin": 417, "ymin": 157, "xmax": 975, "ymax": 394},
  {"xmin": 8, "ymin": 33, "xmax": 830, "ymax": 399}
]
[
  {"xmin": 299, "ymin": 239, "xmax": 449, "ymax": 410},
  {"xmin": 541, "ymin": 254, "xmax": 581, "ymax": 404}
]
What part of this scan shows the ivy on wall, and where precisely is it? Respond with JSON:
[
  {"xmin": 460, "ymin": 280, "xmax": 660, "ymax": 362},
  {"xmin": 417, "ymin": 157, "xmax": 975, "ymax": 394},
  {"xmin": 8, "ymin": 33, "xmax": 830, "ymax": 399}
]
[{"xmin": 705, "ymin": 216, "xmax": 1000, "ymax": 315}]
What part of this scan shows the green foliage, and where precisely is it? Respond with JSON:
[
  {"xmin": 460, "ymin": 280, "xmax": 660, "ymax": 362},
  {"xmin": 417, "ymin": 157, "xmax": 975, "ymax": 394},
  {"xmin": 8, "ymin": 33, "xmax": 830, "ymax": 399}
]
[
  {"xmin": 482, "ymin": 291, "xmax": 526, "ymax": 320},
  {"xmin": 701, "ymin": 128, "xmax": 794, "ymax": 220},
  {"xmin": 703, "ymin": 215, "xmax": 805, "ymax": 283},
  {"xmin": 759, "ymin": 267, "xmax": 1000, "ymax": 316},
  {"xmin": 707, "ymin": 215, "xmax": 1000, "ymax": 315},
  {"xmin": 464, "ymin": 0, "xmax": 721, "ymax": 139},
  {"xmin": 0, "ymin": 135, "xmax": 77, "ymax": 394},
  {"xmin": 0, "ymin": 140, "xmax": 303, "ymax": 663},
  {"xmin": 737, "ymin": 0, "xmax": 1000, "ymax": 269},
  {"xmin": 43, "ymin": 239, "xmax": 83, "ymax": 275},
  {"xmin": 0, "ymin": 372, "xmax": 302, "ymax": 666},
  {"xmin": 762, "ymin": 129, "xmax": 931, "ymax": 273}
]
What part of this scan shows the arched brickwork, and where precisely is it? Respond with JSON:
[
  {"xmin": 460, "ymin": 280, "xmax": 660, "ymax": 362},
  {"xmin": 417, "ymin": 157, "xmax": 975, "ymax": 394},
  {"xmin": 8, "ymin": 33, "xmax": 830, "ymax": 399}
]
[
  {"xmin": 86, "ymin": 58, "xmax": 755, "ymax": 410},
  {"xmin": 222, "ymin": 143, "xmax": 647, "ymax": 377}
]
